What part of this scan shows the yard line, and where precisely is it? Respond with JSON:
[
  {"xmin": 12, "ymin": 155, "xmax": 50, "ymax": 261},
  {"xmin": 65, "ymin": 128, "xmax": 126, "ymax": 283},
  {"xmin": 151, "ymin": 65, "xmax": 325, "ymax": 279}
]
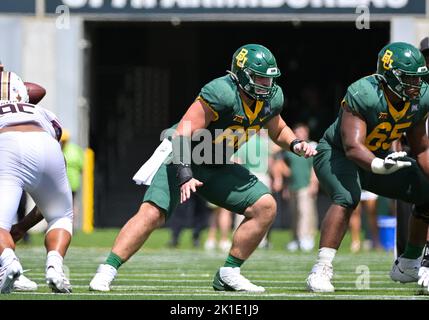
[
  {"xmin": 12, "ymin": 292, "xmax": 429, "ymax": 299},
  {"xmin": 29, "ymin": 284, "xmax": 422, "ymax": 292}
]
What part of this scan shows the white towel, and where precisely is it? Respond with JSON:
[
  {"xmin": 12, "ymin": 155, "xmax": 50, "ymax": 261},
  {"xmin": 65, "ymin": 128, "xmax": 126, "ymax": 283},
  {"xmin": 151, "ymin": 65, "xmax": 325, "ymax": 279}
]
[{"xmin": 133, "ymin": 138, "xmax": 172, "ymax": 185}]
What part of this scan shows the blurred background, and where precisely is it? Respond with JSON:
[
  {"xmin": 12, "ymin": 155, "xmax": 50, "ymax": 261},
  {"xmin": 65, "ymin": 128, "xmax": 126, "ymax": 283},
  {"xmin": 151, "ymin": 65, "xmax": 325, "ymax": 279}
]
[{"xmin": 0, "ymin": 1, "xmax": 427, "ymax": 247}]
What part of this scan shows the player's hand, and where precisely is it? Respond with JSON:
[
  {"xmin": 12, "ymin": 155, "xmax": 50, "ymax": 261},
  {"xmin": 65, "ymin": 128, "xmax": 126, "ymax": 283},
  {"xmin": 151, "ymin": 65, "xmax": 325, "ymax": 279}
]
[
  {"xmin": 292, "ymin": 141, "xmax": 318, "ymax": 158},
  {"xmin": 10, "ymin": 222, "xmax": 26, "ymax": 243},
  {"xmin": 180, "ymin": 178, "xmax": 203, "ymax": 203},
  {"xmin": 418, "ymin": 266, "xmax": 429, "ymax": 290},
  {"xmin": 371, "ymin": 151, "xmax": 412, "ymax": 175}
]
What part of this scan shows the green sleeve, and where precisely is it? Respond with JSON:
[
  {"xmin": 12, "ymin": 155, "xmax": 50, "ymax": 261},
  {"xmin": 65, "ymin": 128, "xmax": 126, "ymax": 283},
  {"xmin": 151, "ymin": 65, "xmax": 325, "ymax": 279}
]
[
  {"xmin": 197, "ymin": 77, "xmax": 235, "ymax": 118},
  {"xmin": 269, "ymin": 86, "xmax": 284, "ymax": 118},
  {"xmin": 342, "ymin": 78, "xmax": 377, "ymax": 117}
]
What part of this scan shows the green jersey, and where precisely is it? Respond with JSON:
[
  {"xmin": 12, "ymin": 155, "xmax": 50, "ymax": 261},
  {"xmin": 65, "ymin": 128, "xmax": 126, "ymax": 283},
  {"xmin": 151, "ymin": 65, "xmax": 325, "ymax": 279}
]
[
  {"xmin": 196, "ymin": 75, "xmax": 283, "ymax": 153},
  {"xmin": 282, "ymin": 150, "xmax": 313, "ymax": 191},
  {"xmin": 321, "ymin": 75, "xmax": 429, "ymax": 157},
  {"xmin": 63, "ymin": 142, "xmax": 84, "ymax": 192}
]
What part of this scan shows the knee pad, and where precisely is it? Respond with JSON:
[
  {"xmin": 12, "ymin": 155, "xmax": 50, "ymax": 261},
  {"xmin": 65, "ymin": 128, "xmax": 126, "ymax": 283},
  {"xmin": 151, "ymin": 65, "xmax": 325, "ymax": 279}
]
[
  {"xmin": 413, "ymin": 203, "xmax": 429, "ymax": 224},
  {"xmin": 46, "ymin": 216, "xmax": 73, "ymax": 235}
]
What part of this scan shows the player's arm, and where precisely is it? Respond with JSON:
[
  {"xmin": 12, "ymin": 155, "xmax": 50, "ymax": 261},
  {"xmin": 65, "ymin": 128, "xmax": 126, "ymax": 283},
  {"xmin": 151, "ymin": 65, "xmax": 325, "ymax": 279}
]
[
  {"xmin": 265, "ymin": 115, "xmax": 317, "ymax": 158},
  {"xmin": 10, "ymin": 206, "xmax": 44, "ymax": 243},
  {"xmin": 341, "ymin": 102, "xmax": 411, "ymax": 174},
  {"xmin": 173, "ymin": 99, "xmax": 216, "ymax": 203},
  {"xmin": 340, "ymin": 102, "xmax": 375, "ymax": 170},
  {"xmin": 406, "ymin": 118, "xmax": 429, "ymax": 177}
]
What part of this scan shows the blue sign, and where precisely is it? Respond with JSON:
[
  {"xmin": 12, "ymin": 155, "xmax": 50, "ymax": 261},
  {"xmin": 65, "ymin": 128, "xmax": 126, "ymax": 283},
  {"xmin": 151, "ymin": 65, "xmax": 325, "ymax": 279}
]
[
  {"xmin": 45, "ymin": 0, "xmax": 426, "ymax": 15},
  {"xmin": 0, "ymin": 0, "xmax": 35, "ymax": 14}
]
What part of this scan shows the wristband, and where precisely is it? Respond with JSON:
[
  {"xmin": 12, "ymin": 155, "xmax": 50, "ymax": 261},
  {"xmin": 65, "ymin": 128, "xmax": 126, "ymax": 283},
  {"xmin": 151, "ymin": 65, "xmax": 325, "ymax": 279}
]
[
  {"xmin": 176, "ymin": 163, "xmax": 193, "ymax": 186},
  {"xmin": 290, "ymin": 139, "xmax": 303, "ymax": 155}
]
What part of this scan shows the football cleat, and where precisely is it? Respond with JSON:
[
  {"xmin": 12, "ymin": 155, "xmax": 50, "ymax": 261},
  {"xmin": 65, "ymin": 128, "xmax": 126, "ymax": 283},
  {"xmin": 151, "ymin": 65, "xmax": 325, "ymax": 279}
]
[
  {"xmin": 306, "ymin": 263, "xmax": 335, "ymax": 293},
  {"xmin": 13, "ymin": 274, "xmax": 38, "ymax": 292},
  {"xmin": 418, "ymin": 266, "xmax": 429, "ymax": 289},
  {"xmin": 89, "ymin": 264, "xmax": 117, "ymax": 292},
  {"xmin": 0, "ymin": 258, "xmax": 23, "ymax": 294},
  {"xmin": 46, "ymin": 265, "xmax": 72, "ymax": 293},
  {"xmin": 418, "ymin": 243, "xmax": 429, "ymax": 290},
  {"xmin": 390, "ymin": 256, "xmax": 420, "ymax": 283},
  {"xmin": 212, "ymin": 267, "xmax": 265, "ymax": 293}
]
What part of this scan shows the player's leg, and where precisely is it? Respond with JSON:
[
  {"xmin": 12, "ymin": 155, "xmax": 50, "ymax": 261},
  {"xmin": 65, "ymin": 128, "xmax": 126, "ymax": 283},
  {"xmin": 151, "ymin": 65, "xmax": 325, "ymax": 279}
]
[
  {"xmin": 297, "ymin": 187, "xmax": 317, "ymax": 252},
  {"xmin": 0, "ymin": 134, "xmax": 29, "ymax": 294},
  {"xmin": 28, "ymin": 133, "xmax": 74, "ymax": 293},
  {"xmin": 191, "ymin": 195, "xmax": 209, "ymax": 248},
  {"xmin": 363, "ymin": 197, "xmax": 382, "ymax": 250},
  {"xmin": 0, "ymin": 186, "xmax": 24, "ymax": 294},
  {"xmin": 395, "ymin": 200, "xmax": 412, "ymax": 257},
  {"xmin": 213, "ymin": 194, "xmax": 275, "ymax": 293},
  {"xmin": 362, "ymin": 159, "xmax": 429, "ymax": 283},
  {"xmin": 196, "ymin": 164, "xmax": 275, "ymax": 292},
  {"xmin": 218, "ymin": 208, "xmax": 232, "ymax": 253},
  {"xmin": 306, "ymin": 146, "xmax": 361, "ymax": 292},
  {"xmin": 111, "ymin": 202, "xmax": 165, "ymax": 261},
  {"xmin": 349, "ymin": 203, "xmax": 362, "ymax": 253},
  {"xmin": 204, "ymin": 206, "xmax": 219, "ymax": 250},
  {"xmin": 286, "ymin": 189, "xmax": 300, "ymax": 252},
  {"xmin": 89, "ymin": 163, "xmax": 179, "ymax": 291}
]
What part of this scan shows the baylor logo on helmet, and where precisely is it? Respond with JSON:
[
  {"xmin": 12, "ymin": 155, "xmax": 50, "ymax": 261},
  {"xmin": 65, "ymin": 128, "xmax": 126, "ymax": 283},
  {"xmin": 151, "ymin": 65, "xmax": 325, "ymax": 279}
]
[
  {"xmin": 382, "ymin": 50, "xmax": 394, "ymax": 70},
  {"xmin": 236, "ymin": 48, "xmax": 248, "ymax": 68}
]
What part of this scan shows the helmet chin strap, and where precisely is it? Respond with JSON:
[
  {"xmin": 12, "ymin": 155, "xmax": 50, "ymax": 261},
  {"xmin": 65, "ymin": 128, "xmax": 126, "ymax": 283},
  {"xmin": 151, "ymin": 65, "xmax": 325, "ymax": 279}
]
[
  {"xmin": 376, "ymin": 73, "xmax": 408, "ymax": 102},
  {"xmin": 227, "ymin": 70, "xmax": 257, "ymax": 101}
]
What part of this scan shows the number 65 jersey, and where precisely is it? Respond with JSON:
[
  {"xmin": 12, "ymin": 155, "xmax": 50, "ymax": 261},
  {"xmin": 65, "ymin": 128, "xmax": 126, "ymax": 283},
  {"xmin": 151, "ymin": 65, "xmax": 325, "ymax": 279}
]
[
  {"xmin": 322, "ymin": 75, "xmax": 429, "ymax": 157},
  {"xmin": 0, "ymin": 101, "xmax": 62, "ymax": 141}
]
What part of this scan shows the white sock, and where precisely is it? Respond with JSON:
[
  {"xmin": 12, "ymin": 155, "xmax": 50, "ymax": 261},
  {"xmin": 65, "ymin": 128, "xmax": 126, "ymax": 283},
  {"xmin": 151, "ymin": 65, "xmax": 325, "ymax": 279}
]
[
  {"xmin": 46, "ymin": 251, "xmax": 63, "ymax": 270},
  {"xmin": 1, "ymin": 248, "xmax": 17, "ymax": 266},
  {"xmin": 317, "ymin": 247, "xmax": 337, "ymax": 266}
]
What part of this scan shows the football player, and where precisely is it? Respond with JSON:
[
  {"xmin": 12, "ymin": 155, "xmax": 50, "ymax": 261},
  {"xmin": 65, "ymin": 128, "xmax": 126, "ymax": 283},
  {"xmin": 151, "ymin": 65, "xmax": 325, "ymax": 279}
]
[
  {"xmin": 0, "ymin": 71, "xmax": 73, "ymax": 293},
  {"xmin": 417, "ymin": 37, "xmax": 429, "ymax": 291},
  {"xmin": 89, "ymin": 44, "xmax": 317, "ymax": 292},
  {"xmin": 306, "ymin": 42, "xmax": 429, "ymax": 292}
]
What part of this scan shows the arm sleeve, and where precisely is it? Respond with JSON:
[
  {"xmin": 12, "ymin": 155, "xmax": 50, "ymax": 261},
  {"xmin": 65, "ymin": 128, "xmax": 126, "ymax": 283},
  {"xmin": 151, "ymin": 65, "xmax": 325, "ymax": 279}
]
[
  {"xmin": 342, "ymin": 82, "xmax": 366, "ymax": 117},
  {"xmin": 196, "ymin": 79, "xmax": 234, "ymax": 120}
]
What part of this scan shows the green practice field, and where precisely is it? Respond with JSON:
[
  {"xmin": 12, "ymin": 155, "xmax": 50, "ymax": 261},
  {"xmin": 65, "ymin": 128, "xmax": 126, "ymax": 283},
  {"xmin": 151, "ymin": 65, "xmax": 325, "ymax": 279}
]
[{"xmin": 3, "ymin": 228, "xmax": 429, "ymax": 300}]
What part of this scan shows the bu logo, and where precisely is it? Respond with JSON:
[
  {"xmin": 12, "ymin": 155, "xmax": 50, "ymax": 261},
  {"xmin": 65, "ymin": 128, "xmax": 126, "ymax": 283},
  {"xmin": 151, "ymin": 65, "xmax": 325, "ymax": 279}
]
[
  {"xmin": 381, "ymin": 50, "xmax": 394, "ymax": 70},
  {"xmin": 233, "ymin": 115, "xmax": 244, "ymax": 123},
  {"xmin": 378, "ymin": 112, "xmax": 388, "ymax": 120},
  {"xmin": 236, "ymin": 49, "xmax": 248, "ymax": 68}
]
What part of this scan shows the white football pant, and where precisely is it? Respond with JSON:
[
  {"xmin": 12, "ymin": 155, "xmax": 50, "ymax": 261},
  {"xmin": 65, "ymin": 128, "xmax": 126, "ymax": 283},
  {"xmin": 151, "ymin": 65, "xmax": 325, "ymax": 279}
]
[{"xmin": 0, "ymin": 131, "xmax": 73, "ymax": 235}]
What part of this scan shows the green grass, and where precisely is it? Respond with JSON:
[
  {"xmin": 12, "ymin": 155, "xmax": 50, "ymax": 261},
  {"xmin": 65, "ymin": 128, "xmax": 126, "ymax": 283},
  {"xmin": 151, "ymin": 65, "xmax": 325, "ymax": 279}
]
[{"xmin": 4, "ymin": 228, "xmax": 429, "ymax": 300}]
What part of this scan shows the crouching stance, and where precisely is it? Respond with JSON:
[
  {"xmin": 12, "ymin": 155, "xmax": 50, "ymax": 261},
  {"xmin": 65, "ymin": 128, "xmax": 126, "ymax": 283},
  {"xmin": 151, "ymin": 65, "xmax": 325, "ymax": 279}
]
[
  {"xmin": 306, "ymin": 42, "xmax": 429, "ymax": 293},
  {"xmin": 0, "ymin": 72, "xmax": 73, "ymax": 293},
  {"xmin": 89, "ymin": 44, "xmax": 316, "ymax": 293}
]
